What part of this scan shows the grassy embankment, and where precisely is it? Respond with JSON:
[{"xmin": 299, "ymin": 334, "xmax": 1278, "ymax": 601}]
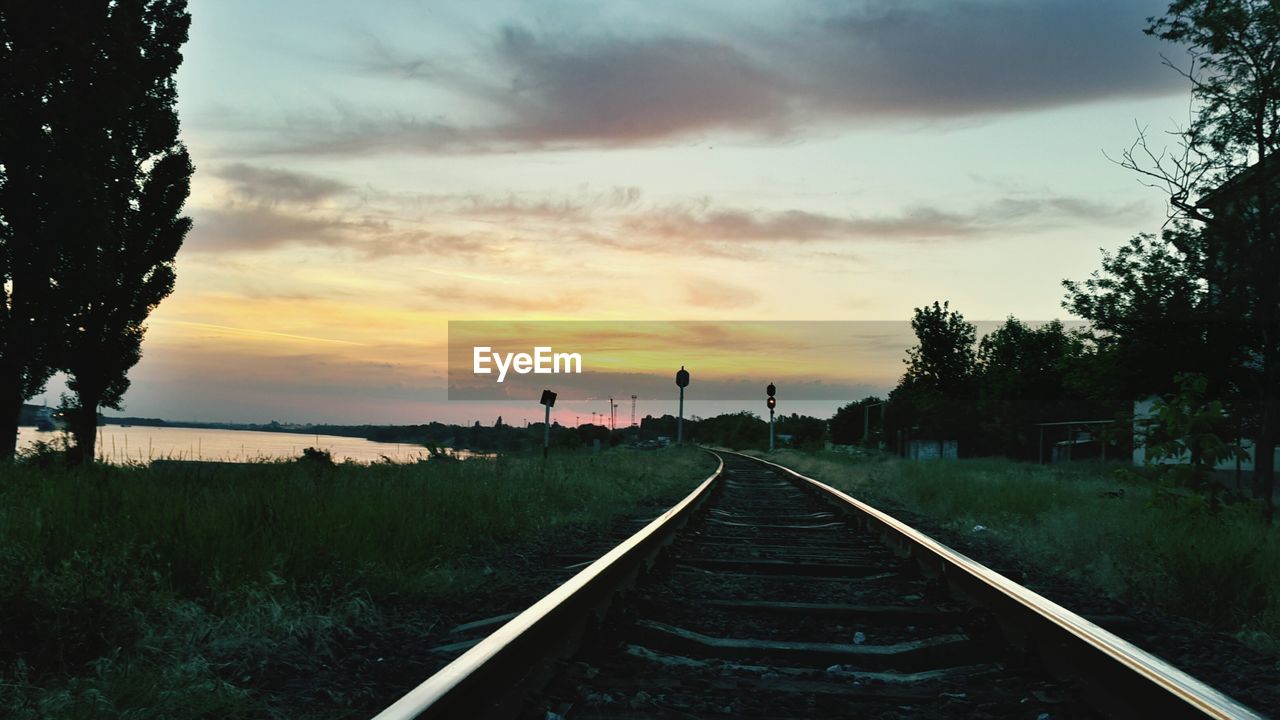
[
  {"xmin": 0, "ymin": 447, "xmax": 714, "ymax": 719},
  {"xmin": 749, "ymin": 450, "xmax": 1280, "ymax": 656}
]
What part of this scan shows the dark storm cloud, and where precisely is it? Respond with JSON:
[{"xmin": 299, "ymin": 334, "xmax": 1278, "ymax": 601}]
[{"xmin": 263, "ymin": 0, "xmax": 1180, "ymax": 155}]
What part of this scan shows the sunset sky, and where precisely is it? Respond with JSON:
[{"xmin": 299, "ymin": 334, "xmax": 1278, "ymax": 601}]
[{"xmin": 43, "ymin": 0, "xmax": 1196, "ymax": 424}]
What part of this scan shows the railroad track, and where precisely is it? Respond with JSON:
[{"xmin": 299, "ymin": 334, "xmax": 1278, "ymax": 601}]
[{"xmin": 375, "ymin": 451, "xmax": 1265, "ymax": 720}]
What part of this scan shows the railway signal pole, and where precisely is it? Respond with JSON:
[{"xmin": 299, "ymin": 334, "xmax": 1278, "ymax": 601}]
[
  {"xmin": 767, "ymin": 382, "xmax": 777, "ymax": 452},
  {"xmin": 676, "ymin": 366, "xmax": 690, "ymax": 445},
  {"xmin": 540, "ymin": 389, "xmax": 557, "ymax": 459}
]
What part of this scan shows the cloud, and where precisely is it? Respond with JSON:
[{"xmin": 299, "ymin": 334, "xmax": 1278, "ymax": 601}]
[
  {"xmin": 127, "ymin": 343, "xmax": 446, "ymax": 423},
  {"xmin": 795, "ymin": 0, "xmax": 1179, "ymax": 118},
  {"xmin": 609, "ymin": 194, "xmax": 1146, "ymax": 253},
  {"xmin": 486, "ymin": 27, "xmax": 791, "ymax": 144},
  {"xmin": 360, "ymin": 230, "xmax": 494, "ymax": 260},
  {"xmin": 419, "ymin": 284, "xmax": 589, "ymax": 313},
  {"xmin": 626, "ymin": 207, "xmax": 976, "ymax": 244},
  {"xmin": 185, "ymin": 185, "xmax": 1146, "ymax": 260},
  {"xmin": 683, "ymin": 278, "xmax": 760, "ymax": 310},
  {"xmin": 260, "ymin": 0, "xmax": 1179, "ymax": 155},
  {"xmin": 153, "ymin": 319, "xmax": 367, "ymax": 346},
  {"xmin": 444, "ymin": 320, "xmax": 913, "ymax": 402},
  {"xmin": 187, "ymin": 203, "xmax": 491, "ymax": 259},
  {"xmin": 214, "ymin": 163, "xmax": 352, "ymax": 205},
  {"xmin": 450, "ymin": 186, "xmax": 643, "ymax": 221},
  {"xmin": 189, "ymin": 204, "xmax": 363, "ymax": 252}
]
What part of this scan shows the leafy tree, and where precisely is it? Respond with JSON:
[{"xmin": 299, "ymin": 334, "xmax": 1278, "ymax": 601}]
[
  {"xmin": 1113, "ymin": 1, "xmax": 1280, "ymax": 515},
  {"xmin": 639, "ymin": 413, "xmax": 678, "ymax": 440},
  {"xmin": 572, "ymin": 422, "xmax": 610, "ymax": 448},
  {"xmin": 1144, "ymin": 373, "xmax": 1248, "ymax": 495},
  {"xmin": 0, "ymin": 2, "xmax": 192, "ymax": 463},
  {"xmin": 53, "ymin": 1, "xmax": 193, "ymax": 465},
  {"xmin": 887, "ymin": 301, "xmax": 977, "ymax": 451},
  {"xmin": 830, "ymin": 396, "xmax": 885, "ymax": 446},
  {"xmin": 902, "ymin": 301, "xmax": 976, "ymax": 393},
  {"xmin": 975, "ymin": 318, "xmax": 1094, "ymax": 458},
  {"xmin": 0, "ymin": 5, "xmax": 88, "ymax": 458},
  {"xmin": 775, "ymin": 413, "xmax": 827, "ymax": 449},
  {"xmin": 690, "ymin": 412, "xmax": 768, "ymax": 450},
  {"xmin": 1063, "ymin": 232, "xmax": 1230, "ymax": 401}
]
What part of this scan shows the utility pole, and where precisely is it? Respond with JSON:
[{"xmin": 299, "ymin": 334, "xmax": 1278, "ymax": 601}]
[{"xmin": 631, "ymin": 395, "xmax": 637, "ymax": 427}]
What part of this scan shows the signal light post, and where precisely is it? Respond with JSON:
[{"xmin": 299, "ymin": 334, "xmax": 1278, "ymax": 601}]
[
  {"xmin": 767, "ymin": 382, "xmax": 776, "ymax": 452},
  {"xmin": 676, "ymin": 366, "xmax": 690, "ymax": 445},
  {"xmin": 540, "ymin": 389, "xmax": 557, "ymax": 459}
]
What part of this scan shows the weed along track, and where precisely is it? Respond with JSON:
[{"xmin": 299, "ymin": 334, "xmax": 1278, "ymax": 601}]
[{"xmin": 375, "ymin": 452, "xmax": 1265, "ymax": 720}]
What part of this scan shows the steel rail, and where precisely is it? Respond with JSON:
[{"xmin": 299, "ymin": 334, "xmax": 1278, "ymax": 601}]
[
  {"xmin": 731, "ymin": 450, "xmax": 1264, "ymax": 720},
  {"xmin": 373, "ymin": 452, "xmax": 724, "ymax": 720}
]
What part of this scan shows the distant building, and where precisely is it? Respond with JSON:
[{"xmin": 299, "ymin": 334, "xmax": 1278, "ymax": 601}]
[
  {"xmin": 907, "ymin": 439, "xmax": 957, "ymax": 460},
  {"xmin": 1129, "ymin": 162, "xmax": 1280, "ymax": 471},
  {"xmin": 1132, "ymin": 396, "xmax": 1278, "ymax": 470},
  {"xmin": 19, "ymin": 403, "xmax": 65, "ymax": 430},
  {"xmin": 1198, "ymin": 160, "xmax": 1279, "ymax": 217}
]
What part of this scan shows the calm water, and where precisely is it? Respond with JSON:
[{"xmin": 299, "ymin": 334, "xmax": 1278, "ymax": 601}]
[{"xmin": 17, "ymin": 425, "xmax": 450, "ymax": 464}]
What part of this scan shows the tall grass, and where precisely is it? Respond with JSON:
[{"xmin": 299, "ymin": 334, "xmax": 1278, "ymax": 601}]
[
  {"xmin": 0, "ymin": 447, "xmax": 713, "ymax": 718},
  {"xmin": 754, "ymin": 450, "xmax": 1280, "ymax": 655}
]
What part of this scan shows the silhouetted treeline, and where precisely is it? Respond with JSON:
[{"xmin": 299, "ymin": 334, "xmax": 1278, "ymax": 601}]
[
  {"xmin": 214, "ymin": 411, "xmax": 830, "ymax": 453},
  {"xmin": 852, "ymin": 305, "xmax": 1113, "ymax": 460}
]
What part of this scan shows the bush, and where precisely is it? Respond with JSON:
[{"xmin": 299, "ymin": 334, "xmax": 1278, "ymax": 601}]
[{"xmin": 298, "ymin": 446, "xmax": 335, "ymax": 466}]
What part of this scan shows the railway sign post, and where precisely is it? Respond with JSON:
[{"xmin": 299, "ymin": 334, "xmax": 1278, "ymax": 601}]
[
  {"xmin": 540, "ymin": 389, "xmax": 557, "ymax": 458},
  {"xmin": 767, "ymin": 383, "xmax": 777, "ymax": 451},
  {"xmin": 863, "ymin": 401, "xmax": 886, "ymax": 445},
  {"xmin": 675, "ymin": 366, "xmax": 690, "ymax": 445}
]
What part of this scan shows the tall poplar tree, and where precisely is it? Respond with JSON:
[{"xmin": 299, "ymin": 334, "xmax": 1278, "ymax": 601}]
[{"xmin": 0, "ymin": 1, "xmax": 192, "ymax": 463}]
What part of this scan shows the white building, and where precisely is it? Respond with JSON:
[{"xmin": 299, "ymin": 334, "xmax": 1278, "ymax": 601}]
[{"xmin": 1131, "ymin": 396, "xmax": 1279, "ymax": 470}]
